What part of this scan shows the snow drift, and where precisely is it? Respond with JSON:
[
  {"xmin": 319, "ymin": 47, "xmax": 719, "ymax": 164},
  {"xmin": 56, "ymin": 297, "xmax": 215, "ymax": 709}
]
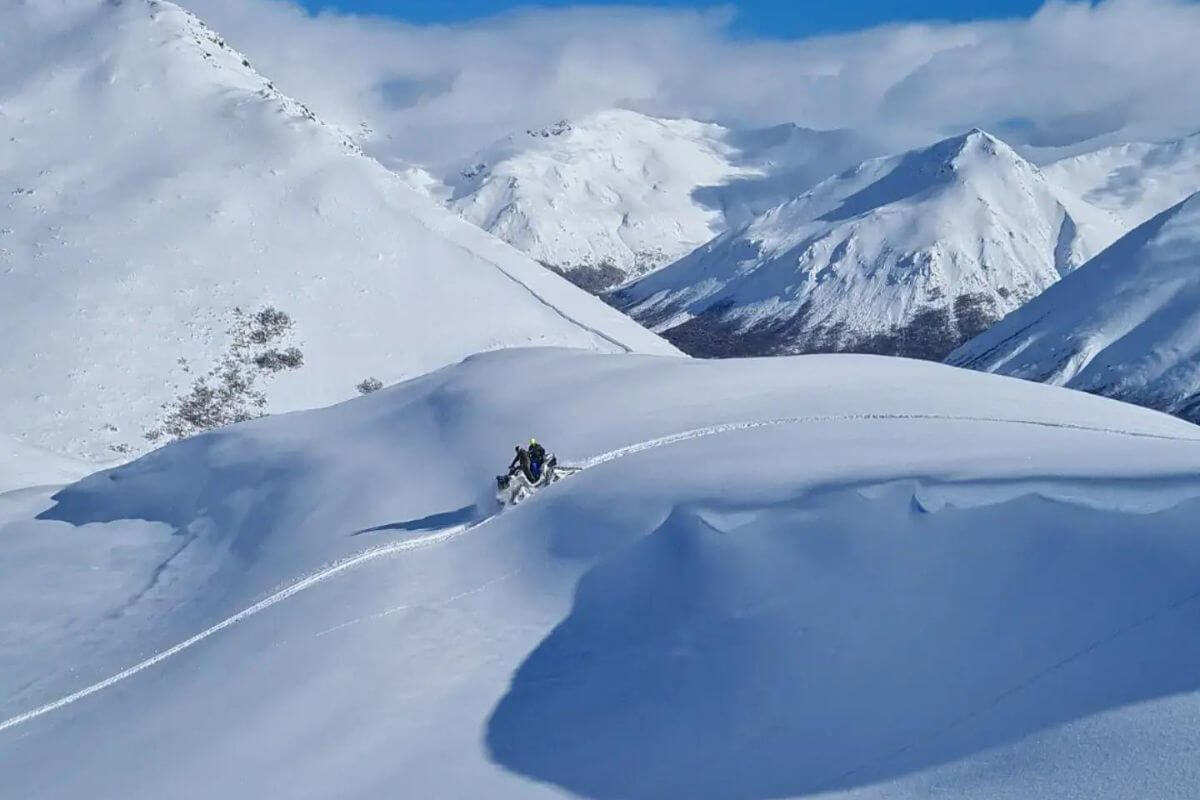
[
  {"xmin": 613, "ymin": 130, "xmax": 1123, "ymax": 360},
  {"xmin": 0, "ymin": 0, "xmax": 675, "ymax": 464},
  {"xmin": 5, "ymin": 347, "xmax": 1200, "ymax": 799}
]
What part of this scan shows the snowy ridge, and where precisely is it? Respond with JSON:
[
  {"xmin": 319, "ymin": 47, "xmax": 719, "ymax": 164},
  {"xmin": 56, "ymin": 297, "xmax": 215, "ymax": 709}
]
[
  {"xmin": 1045, "ymin": 131, "xmax": 1200, "ymax": 229},
  {"xmin": 15, "ymin": 396, "xmax": 1200, "ymax": 732},
  {"xmin": 0, "ymin": 0, "xmax": 676, "ymax": 463},
  {"xmin": 7, "ymin": 406, "xmax": 1200, "ymax": 736},
  {"xmin": 949, "ymin": 191, "xmax": 1200, "ymax": 423},
  {"xmin": 613, "ymin": 129, "xmax": 1124, "ymax": 360},
  {"xmin": 6, "ymin": 348, "xmax": 1200, "ymax": 799},
  {"xmin": 443, "ymin": 109, "xmax": 875, "ymax": 289}
]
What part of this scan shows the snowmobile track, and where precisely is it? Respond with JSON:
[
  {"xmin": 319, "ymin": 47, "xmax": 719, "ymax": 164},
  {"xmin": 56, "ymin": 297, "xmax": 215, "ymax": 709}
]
[{"xmin": 3, "ymin": 411, "xmax": 1199, "ymax": 734}]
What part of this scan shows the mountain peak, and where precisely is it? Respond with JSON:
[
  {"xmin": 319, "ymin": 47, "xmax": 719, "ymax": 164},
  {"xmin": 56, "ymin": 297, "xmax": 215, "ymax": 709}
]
[
  {"xmin": 929, "ymin": 128, "xmax": 1016, "ymax": 169},
  {"xmin": 443, "ymin": 109, "xmax": 877, "ymax": 289},
  {"xmin": 525, "ymin": 119, "xmax": 573, "ymax": 139},
  {"xmin": 615, "ymin": 128, "xmax": 1109, "ymax": 361},
  {"xmin": 0, "ymin": 0, "xmax": 675, "ymax": 459},
  {"xmin": 950, "ymin": 187, "xmax": 1200, "ymax": 422}
]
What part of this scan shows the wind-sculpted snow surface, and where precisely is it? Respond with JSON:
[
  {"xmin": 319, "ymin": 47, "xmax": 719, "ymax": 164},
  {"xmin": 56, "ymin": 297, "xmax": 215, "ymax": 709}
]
[
  {"xmin": 5, "ymin": 349, "xmax": 1200, "ymax": 799},
  {"xmin": 489, "ymin": 496, "xmax": 1200, "ymax": 799}
]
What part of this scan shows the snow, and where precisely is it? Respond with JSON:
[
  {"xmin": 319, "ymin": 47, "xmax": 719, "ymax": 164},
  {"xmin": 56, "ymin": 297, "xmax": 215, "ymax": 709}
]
[
  {"xmin": 7, "ymin": 3, "xmax": 1200, "ymax": 795},
  {"xmin": 441, "ymin": 109, "xmax": 876, "ymax": 288},
  {"xmin": 948, "ymin": 191, "xmax": 1200, "ymax": 423},
  {"xmin": 0, "ymin": 435, "xmax": 93, "ymax": 494},
  {"xmin": 1044, "ymin": 131, "xmax": 1200, "ymax": 230},
  {"xmin": 614, "ymin": 130, "xmax": 1125, "ymax": 360},
  {"xmin": 5, "ymin": 347, "xmax": 1200, "ymax": 799},
  {"xmin": 0, "ymin": 0, "xmax": 676, "ymax": 465}
]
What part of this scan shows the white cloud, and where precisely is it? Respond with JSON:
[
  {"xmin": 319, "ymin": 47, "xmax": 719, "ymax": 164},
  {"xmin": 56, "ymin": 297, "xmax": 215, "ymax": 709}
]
[{"xmin": 182, "ymin": 0, "xmax": 1200, "ymax": 166}]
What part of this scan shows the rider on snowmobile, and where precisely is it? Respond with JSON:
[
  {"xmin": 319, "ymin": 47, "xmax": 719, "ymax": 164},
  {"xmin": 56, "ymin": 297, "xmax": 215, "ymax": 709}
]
[{"xmin": 509, "ymin": 438, "xmax": 547, "ymax": 482}]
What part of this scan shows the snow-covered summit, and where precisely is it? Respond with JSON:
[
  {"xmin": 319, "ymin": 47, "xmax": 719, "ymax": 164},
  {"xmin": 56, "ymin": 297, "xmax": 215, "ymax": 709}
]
[
  {"xmin": 949, "ymin": 191, "xmax": 1200, "ymax": 423},
  {"xmin": 443, "ymin": 109, "xmax": 876, "ymax": 289},
  {"xmin": 614, "ymin": 129, "xmax": 1124, "ymax": 360},
  {"xmin": 0, "ymin": 0, "xmax": 676, "ymax": 463}
]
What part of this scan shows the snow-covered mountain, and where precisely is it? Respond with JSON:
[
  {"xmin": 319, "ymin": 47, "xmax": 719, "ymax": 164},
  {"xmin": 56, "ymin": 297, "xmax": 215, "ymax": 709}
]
[
  {"xmin": 0, "ymin": 0, "xmax": 676, "ymax": 464},
  {"xmin": 7, "ymin": 347, "xmax": 1200, "ymax": 799},
  {"xmin": 442, "ymin": 109, "xmax": 876, "ymax": 290},
  {"xmin": 613, "ymin": 130, "xmax": 1125, "ymax": 360},
  {"xmin": 948, "ymin": 191, "xmax": 1200, "ymax": 423},
  {"xmin": 1044, "ymin": 131, "xmax": 1200, "ymax": 229}
]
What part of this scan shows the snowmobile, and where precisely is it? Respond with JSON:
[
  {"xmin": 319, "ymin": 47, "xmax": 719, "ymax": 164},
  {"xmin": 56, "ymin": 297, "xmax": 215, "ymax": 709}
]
[{"xmin": 495, "ymin": 448, "xmax": 576, "ymax": 506}]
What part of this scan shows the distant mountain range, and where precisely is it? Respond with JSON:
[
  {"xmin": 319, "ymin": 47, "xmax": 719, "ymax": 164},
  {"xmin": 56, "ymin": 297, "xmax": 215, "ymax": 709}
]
[
  {"xmin": 435, "ymin": 115, "xmax": 1200, "ymax": 396},
  {"xmin": 610, "ymin": 130, "xmax": 1122, "ymax": 359},
  {"xmin": 436, "ymin": 109, "xmax": 878, "ymax": 290}
]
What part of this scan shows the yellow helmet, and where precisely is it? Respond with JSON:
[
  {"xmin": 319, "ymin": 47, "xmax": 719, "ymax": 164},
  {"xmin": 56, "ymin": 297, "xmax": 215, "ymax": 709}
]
[{"xmin": 530, "ymin": 438, "xmax": 538, "ymax": 446}]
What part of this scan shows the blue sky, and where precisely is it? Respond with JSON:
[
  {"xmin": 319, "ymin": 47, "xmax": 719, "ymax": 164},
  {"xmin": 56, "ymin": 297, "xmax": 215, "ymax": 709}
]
[{"xmin": 296, "ymin": 0, "xmax": 1047, "ymax": 37}]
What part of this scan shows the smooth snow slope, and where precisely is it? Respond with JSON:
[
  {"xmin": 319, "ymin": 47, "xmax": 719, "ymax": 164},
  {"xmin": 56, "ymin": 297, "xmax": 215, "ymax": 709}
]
[
  {"xmin": 949, "ymin": 191, "xmax": 1200, "ymax": 423},
  {"xmin": 0, "ymin": 0, "xmax": 675, "ymax": 464},
  {"xmin": 1045, "ymin": 131, "xmax": 1200, "ymax": 229},
  {"xmin": 444, "ymin": 110, "xmax": 876, "ymax": 289},
  {"xmin": 5, "ymin": 348, "xmax": 1200, "ymax": 799},
  {"xmin": 0, "ymin": 435, "xmax": 92, "ymax": 494},
  {"xmin": 614, "ymin": 130, "xmax": 1124, "ymax": 360}
]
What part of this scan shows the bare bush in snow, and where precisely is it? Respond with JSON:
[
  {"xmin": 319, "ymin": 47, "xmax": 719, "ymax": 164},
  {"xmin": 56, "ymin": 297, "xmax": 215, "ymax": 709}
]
[
  {"xmin": 146, "ymin": 306, "xmax": 304, "ymax": 442},
  {"xmin": 356, "ymin": 377, "xmax": 384, "ymax": 395}
]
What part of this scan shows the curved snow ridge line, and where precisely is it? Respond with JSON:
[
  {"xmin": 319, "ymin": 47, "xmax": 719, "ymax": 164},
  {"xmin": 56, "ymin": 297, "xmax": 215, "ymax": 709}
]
[
  {"xmin": 4, "ymin": 410, "xmax": 1197, "ymax": 735},
  {"xmin": 577, "ymin": 412, "xmax": 1200, "ymax": 469},
  {"xmin": 421, "ymin": 216, "xmax": 637, "ymax": 355},
  {"xmin": 0, "ymin": 524, "xmax": 473, "ymax": 735}
]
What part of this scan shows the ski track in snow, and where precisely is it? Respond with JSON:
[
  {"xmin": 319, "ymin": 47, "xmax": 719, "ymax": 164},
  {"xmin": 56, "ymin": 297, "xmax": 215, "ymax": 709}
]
[
  {"xmin": 4, "ymin": 411, "xmax": 1200, "ymax": 735},
  {"xmin": 0, "ymin": 524, "xmax": 473, "ymax": 735},
  {"xmin": 578, "ymin": 411, "xmax": 1200, "ymax": 470}
]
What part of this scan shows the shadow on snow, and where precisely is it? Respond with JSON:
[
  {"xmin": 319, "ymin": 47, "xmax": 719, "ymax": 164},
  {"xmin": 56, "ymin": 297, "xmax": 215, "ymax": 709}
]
[
  {"xmin": 351, "ymin": 504, "xmax": 478, "ymax": 536},
  {"xmin": 486, "ymin": 488, "xmax": 1200, "ymax": 799}
]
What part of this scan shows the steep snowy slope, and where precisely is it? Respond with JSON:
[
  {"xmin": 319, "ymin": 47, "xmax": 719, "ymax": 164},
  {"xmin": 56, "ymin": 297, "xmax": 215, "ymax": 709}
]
[
  {"xmin": 0, "ymin": 0, "xmax": 676, "ymax": 465},
  {"xmin": 614, "ymin": 130, "xmax": 1124, "ymax": 360},
  {"xmin": 949, "ymin": 191, "xmax": 1200, "ymax": 423},
  {"xmin": 444, "ymin": 110, "xmax": 876, "ymax": 289},
  {"xmin": 1045, "ymin": 132, "xmax": 1200, "ymax": 229},
  {"xmin": 5, "ymin": 348, "xmax": 1200, "ymax": 799}
]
